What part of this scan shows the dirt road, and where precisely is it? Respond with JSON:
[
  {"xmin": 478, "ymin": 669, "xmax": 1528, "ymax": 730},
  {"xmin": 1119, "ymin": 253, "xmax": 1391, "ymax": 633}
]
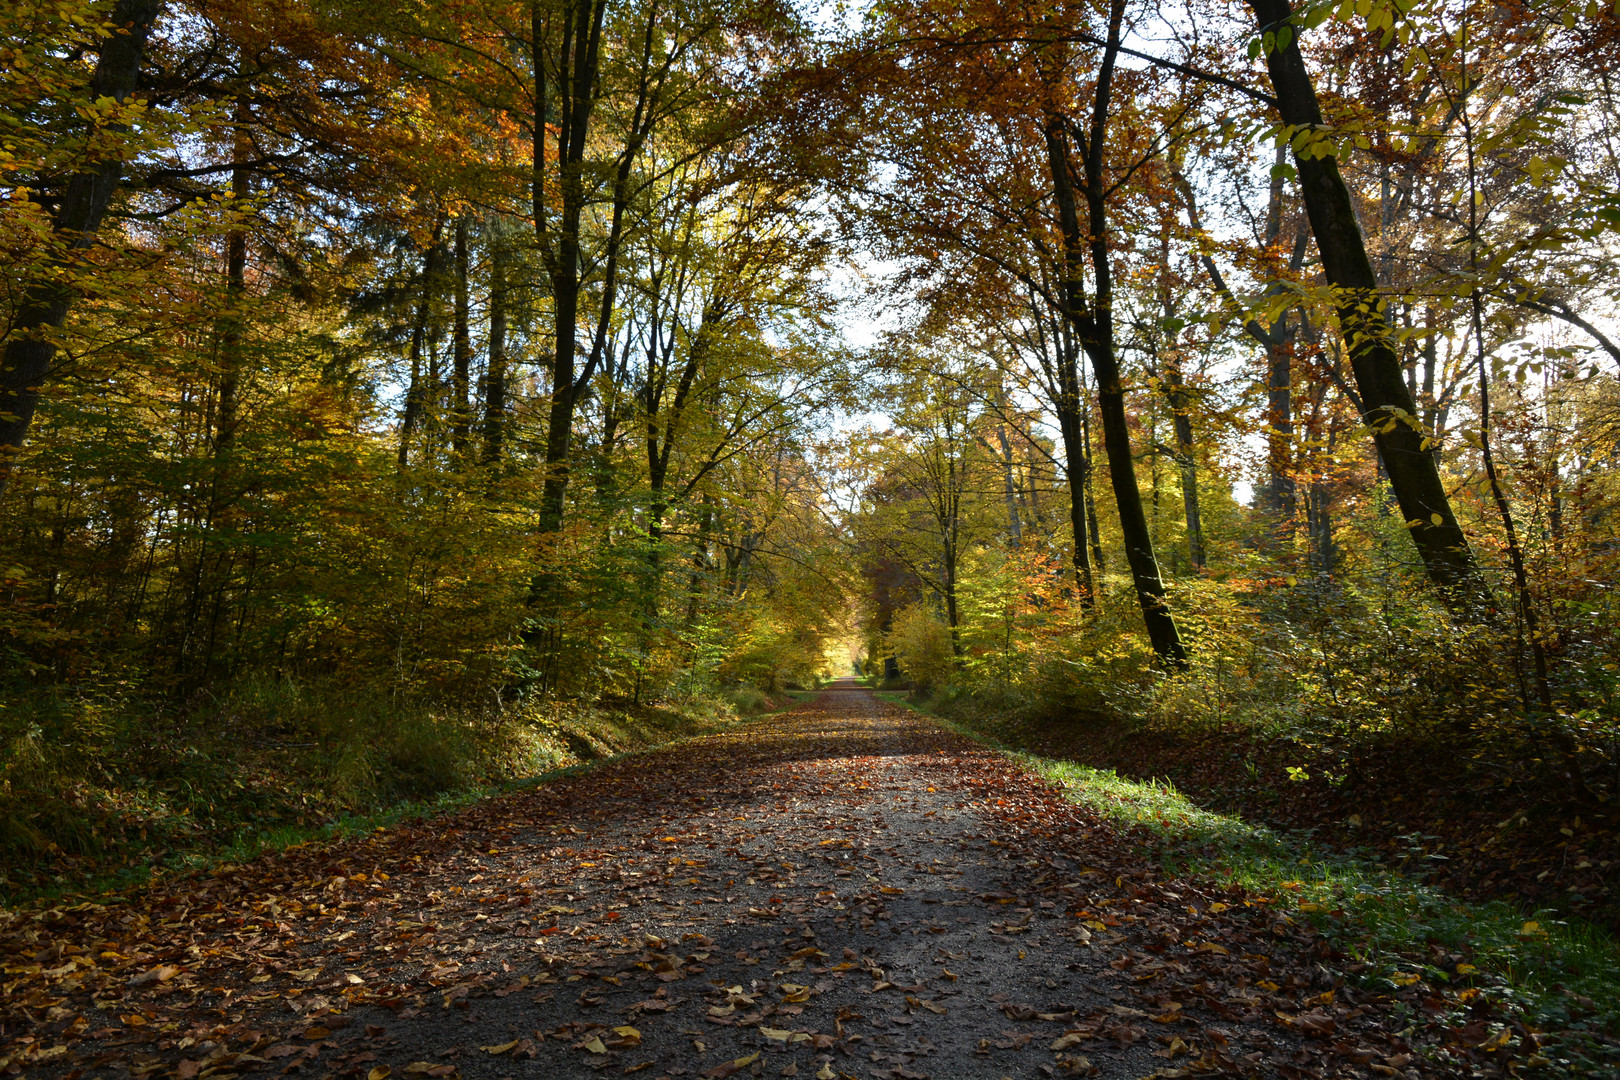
[{"xmin": 1, "ymin": 681, "xmax": 1438, "ymax": 1079}]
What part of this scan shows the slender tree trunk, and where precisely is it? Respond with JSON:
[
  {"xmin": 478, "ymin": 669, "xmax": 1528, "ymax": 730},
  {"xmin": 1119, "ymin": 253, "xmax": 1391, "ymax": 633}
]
[
  {"xmin": 399, "ymin": 223, "xmax": 445, "ymax": 469},
  {"xmin": 683, "ymin": 496, "xmax": 714, "ymax": 630},
  {"xmin": 451, "ymin": 215, "xmax": 472, "ymax": 457},
  {"xmin": 1263, "ymin": 337, "xmax": 1295, "ymax": 521},
  {"xmin": 482, "ymin": 229, "xmax": 508, "ymax": 465},
  {"xmin": 1082, "ymin": 403, "xmax": 1104, "ymax": 575},
  {"xmin": 0, "ymin": 0, "xmax": 164, "ymax": 500},
  {"xmin": 194, "ymin": 97, "xmax": 253, "ymax": 679},
  {"xmin": 1043, "ymin": 306, "xmax": 1096, "ymax": 602},
  {"xmin": 1155, "ymin": 248, "xmax": 1205, "ymax": 570},
  {"xmin": 642, "ymin": 310, "xmax": 713, "ymax": 618},
  {"xmin": 1249, "ymin": 0, "xmax": 1492, "ymax": 614},
  {"xmin": 1043, "ymin": 87, "xmax": 1187, "ymax": 663},
  {"xmin": 1460, "ymin": 102, "xmax": 1551, "ymax": 712},
  {"xmin": 533, "ymin": 0, "xmax": 608, "ymax": 533},
  {"xmin": 993, "ymin": 383, "xmax": 1023, "ymax": 550},
  {"xmin": 1420, "ymin": 314, "xmax": 1440, "ymax": 459},
  {"xmin": 1059, "ymin": 417, "xmax": 1095, "ymax": 599},
  {"xmin": 1165, "ymin": 377, "xmax": 1205, "ymax": 569},
  {"xmin": 214, "ymin": 97, "xmax": 252, "ymax": 462}
]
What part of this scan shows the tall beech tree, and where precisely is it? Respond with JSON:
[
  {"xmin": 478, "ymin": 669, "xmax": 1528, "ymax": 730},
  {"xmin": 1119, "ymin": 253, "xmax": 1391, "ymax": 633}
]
[
  {"xmin": 1247, "ymin": 0, "xmax": 1493, "ymax": 613},
  {"xmin": 1039, "ymin": 37, "xmax": 1188, "ymax": 662}
]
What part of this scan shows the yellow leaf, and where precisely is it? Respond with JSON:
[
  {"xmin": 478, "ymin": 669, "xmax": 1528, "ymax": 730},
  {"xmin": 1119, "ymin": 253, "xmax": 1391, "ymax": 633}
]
[
  {"xmin": 581, "ymin": 1036, "xmax": 606, "ymax": 1054},
  {"xmin": 1430, "ymin": 513, "xmax": 1444, "ymax": 526},
  {"xmin": 479, "ymin": 1042, "xmax": 518, "ymax": 1055},
  {"xmin": 732, "ymin": 1052, "xmax": 760, "ymax": 1068},
  {"xmin": 368, "ymin": 1068, "xmax": 391, "ymax": 1080}
]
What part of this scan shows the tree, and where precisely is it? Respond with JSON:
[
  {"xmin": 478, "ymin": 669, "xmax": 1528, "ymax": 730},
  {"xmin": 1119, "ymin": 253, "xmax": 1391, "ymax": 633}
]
[
  {"xmin": 1247, "ymin": 0, "xmax": 1494, "ymax": 613},
  {"xmin": 0, "ymin": 0, "xmax": 164, "ymax": 500}
]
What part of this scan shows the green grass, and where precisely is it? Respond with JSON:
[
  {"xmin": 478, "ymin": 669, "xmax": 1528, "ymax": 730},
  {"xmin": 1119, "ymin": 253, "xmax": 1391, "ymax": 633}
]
[{"xmin": 877, "ymin": 690, "xmax": 1620, "ymax": 1075}]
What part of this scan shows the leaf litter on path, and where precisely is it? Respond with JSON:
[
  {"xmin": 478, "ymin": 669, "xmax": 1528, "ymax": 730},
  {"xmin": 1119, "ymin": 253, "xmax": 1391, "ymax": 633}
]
[{"xmin": 2, "ymin": 679, "xmax": 1510, "ymax": 1078}]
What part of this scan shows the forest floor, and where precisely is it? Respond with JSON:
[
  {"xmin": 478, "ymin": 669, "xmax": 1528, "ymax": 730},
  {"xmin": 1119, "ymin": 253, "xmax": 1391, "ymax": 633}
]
[{"xmin": 0, "ymin": 681, "xmax": 1573, "ymax": 1080}]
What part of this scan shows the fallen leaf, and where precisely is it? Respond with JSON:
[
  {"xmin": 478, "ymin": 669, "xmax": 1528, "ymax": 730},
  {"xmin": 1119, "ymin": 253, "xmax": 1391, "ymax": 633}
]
[{"xmin": 128, "ymin": 965, "xmax": 180, "ymax": 988}]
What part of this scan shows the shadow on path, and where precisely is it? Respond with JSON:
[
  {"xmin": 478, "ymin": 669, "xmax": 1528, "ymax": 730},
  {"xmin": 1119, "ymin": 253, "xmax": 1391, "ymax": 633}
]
[{"xmin": 2, "ymin": 679, "xmax": 1438, "ymax": 1080}]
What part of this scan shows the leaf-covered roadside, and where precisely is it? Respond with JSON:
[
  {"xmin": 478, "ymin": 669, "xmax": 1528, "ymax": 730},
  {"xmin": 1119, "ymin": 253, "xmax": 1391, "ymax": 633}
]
[
  {"xmin": 945, "ymin": 699, "xmax": 1616, "ymax": 930},
  {"xmin": 1, "ymin": 688, "xmax": 787, "ymax": 908},
  {"xmin": 0, "ymin": 683, "xmax": 1557, "ymax": 1080},
  {"xmin": 879, "ymin": 690, "xmax": 1620, "ymax": 1074}
]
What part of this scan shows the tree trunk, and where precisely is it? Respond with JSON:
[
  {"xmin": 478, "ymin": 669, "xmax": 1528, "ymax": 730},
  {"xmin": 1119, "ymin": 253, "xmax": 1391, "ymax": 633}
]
[
  {"xmin": 214, "ymin": 97, "xmax": 252, "ymax": 462},
  {"xmin": 1059, "ymin": 411, "xmax": 1095, "ymax": 599},
  {"xmin": 1249, "ymin": 0, "xmax": 1492, "ymax": 614},
  {"xmin": 0, "ymin": 0, "xmax": 165, "ymax": 500},
  {"xmin": 451, "ymin": 214, "xmax": 473, "ymax": 457},
  {"xmin": 533, "ymin": 0, "xmax": 608, "ymax": 533},
  {"xmin": 1263, "ymin": 337, "xmax": 1295, "ymax": 521},
  {"xmin": 1051, "ymin": 315, "xmax": 1096, "ymax": 603},
  {"xmin": 398, "ymin": 223, "xmax": 445, "ymax": 469},
  {"xmin": 993, "ymin": 383, "xmax": 1023, "ymax": 550},
  {"xmin": 482, "ymin": 229, "xmax": 508, "ymax": 465},
  {"xmin": 1042, "ymin": 86, "xmax": 1187, "ymax": 663},
  {"xmin": 1165, "ymin": 376, "xmax": 1205, "ymax": 569},
  {"xmin": 683, "ymin": 496, "xmax": 714, "ymax": 630}
]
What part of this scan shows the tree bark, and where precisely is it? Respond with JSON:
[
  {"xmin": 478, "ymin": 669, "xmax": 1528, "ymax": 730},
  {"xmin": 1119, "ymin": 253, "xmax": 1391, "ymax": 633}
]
[
  {"xmin": 0, "ymin": 0, "xmax": 165, "ymax": 501},
  {"xmin": 1041, "ymin": 28, "xmax": 1187, "ymax": 664},
  {"xmin": 451, "ymin": 214, "xmax": 473, "ymax": 457},
  {"xmin": 1163, "ymin": 361, "xmax": 1205, "ymax": 569},
  {"xmin": 398, "ymin": 222, "xmax": 445, "ymax": 469},
  {"xmin": 481, "ymin": 228, "xmax": 509, "ymax": 465},
  {"xmin": 1249, "ymin": 0, "xmax": 1492, "ymax": 614},
  {"xmin": 214, "ymin": 95, "xmax": 252, "ymax": 462},
  {"xmin": 993, "ymin": 382, "xmax": 1023, "ymax": 550}
]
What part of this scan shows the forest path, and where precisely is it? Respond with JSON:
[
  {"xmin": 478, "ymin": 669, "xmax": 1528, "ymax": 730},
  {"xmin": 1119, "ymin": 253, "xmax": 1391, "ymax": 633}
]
[{"xmin": 4, "ymin": 681, "xmax": 1436, "ymax": 1080}]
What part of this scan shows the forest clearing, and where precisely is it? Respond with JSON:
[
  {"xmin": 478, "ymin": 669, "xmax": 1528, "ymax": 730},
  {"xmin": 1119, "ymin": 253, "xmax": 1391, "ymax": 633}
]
[{"xmin": 3, "ymin": 0, "xmax": 1620, "ymax": 1075}]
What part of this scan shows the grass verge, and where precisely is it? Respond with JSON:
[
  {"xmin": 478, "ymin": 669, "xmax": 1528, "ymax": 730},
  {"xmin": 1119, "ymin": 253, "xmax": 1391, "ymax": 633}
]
[{"xmin": 877, "ymin": 689, "xmax": 1620, "ymax": 1076}]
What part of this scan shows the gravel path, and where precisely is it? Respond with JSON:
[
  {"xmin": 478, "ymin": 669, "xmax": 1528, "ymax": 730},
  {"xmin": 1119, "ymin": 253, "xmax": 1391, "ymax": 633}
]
[{"xmin": 3, "ymin": 680, "xmax": 1437, "ymax": 1080}]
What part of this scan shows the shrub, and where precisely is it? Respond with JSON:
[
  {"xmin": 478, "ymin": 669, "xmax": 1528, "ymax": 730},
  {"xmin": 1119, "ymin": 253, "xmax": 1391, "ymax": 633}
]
[{"xmin": 884, "ymin": 603, "xmax": 956, "ymax": 695}]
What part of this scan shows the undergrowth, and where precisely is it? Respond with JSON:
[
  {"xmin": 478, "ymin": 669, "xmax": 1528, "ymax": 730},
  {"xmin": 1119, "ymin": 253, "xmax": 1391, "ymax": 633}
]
[
  {"xmin": 0, "ymin": 677, "xmax": 784, "ymax": 907},
  {"xmin": 876, "ymin": 687, "xmax": 1620, "ymax": 1075}
]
